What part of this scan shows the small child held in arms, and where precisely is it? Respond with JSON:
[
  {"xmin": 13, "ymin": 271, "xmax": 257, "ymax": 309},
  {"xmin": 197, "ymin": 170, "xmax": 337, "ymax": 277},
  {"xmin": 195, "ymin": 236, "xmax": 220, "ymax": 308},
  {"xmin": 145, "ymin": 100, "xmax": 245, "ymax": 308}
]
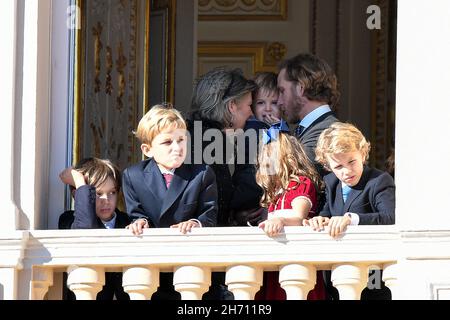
[
  {"xmin": 58, "ymin": 157, "xmax": 130, "ymax": 300},
  {"xmin": 303, "ymin": 122, "xmax": 395, "ymax": 236},
  {"xmin": 250, "ymin": 72, "xmax": 281, "ymax": 126},
  {"xmin": 254, "ymin": 120, "xmax": 326, "ymax": 300}
]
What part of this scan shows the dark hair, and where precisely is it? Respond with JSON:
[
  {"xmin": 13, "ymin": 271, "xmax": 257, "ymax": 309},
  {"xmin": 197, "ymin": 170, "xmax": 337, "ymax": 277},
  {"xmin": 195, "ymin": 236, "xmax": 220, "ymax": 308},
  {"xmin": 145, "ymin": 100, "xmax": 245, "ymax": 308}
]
[
  {"xmin": 73, "ymin": 157, "xmax": 121, "ymax": 191},
  {"xmin": 191, "ymin": 67, "xmax": 257, "ymax": 128},
  {"xmin": 279, "ymin": 53, "xmax": 340, "ymax": 108}
]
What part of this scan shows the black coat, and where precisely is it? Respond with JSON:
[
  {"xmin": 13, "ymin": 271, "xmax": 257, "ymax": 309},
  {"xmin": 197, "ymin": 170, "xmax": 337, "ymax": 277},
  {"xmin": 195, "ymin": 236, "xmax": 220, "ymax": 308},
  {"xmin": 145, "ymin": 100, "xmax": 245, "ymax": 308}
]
[{"xmin": 185, "ymin": 113, "xmax": 265, "ymax": 226}]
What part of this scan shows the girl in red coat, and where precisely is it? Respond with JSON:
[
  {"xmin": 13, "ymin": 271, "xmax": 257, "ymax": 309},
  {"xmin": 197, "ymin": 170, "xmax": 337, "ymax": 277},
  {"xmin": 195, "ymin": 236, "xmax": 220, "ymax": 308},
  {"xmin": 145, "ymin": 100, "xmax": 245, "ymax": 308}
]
[{"xmin": 254, "ymin": 120, "xmax": 326, "ymax": 300}]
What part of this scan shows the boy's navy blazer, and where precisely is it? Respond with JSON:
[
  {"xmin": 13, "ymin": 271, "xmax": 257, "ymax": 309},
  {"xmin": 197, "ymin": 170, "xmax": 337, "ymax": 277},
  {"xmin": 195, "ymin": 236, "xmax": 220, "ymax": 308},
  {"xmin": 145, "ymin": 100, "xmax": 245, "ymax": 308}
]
[
  {"xmin": 319, "ymin": 166, "xmax": 395, "ymax": 225},
  {"xmin": 122, "ymin": 159, "xmax": 218, "ymax": 228}
]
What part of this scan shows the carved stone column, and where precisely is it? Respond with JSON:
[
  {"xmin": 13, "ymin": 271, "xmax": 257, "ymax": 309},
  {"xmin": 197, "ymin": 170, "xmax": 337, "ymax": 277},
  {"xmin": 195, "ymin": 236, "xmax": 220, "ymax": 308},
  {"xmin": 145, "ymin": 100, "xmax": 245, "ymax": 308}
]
[
  {"xmin": 225, "ymin": 265, "xmax": 263, "ymax": 300},
  {"xmin": 382, "ymin": 262, "xmax": 398, "ymax": 300},
  {"xmin": 331, "ymin": 264, "xmax": 368, "ymax": 300},
  {"xmin": 31, "ymin": 267, "xmax": 53, "ymax": 300},
  {"xmin": 67, "ymin": 266, "xmax": 105, "ymax": 300},
  {"xmin": 122, "ymin": 266, "xmax": 159, "ymax": 300},
  {"xmin": 173, "ymin": 266, "xmax": 211, "ymax": 300},
  {"xmin": 279, "ymin": 264, "xmax": 316, "ymax": 300}
]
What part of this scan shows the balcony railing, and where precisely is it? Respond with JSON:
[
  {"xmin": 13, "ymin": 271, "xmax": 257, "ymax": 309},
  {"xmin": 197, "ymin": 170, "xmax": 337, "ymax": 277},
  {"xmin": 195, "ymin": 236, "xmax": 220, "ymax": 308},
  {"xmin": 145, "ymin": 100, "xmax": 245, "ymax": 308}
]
[{"xmin": 0, "ymin": 226, "xmax": 399, "ymax": 300}]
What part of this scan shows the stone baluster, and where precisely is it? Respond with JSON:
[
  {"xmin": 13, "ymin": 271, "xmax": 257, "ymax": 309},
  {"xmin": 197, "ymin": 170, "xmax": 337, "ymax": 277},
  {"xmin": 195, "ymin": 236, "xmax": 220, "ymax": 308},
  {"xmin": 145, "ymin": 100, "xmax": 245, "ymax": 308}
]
[
  {"xmin": 331, "ymin": 264, "xmax": 368, "ymax": 300},
  {"xmin": 122, "ymin": 266, "xmax": 160, "ymax": 300},
  {"xmin": 225, "ymin": 265, "xmax": 263, "ymax": 300},
  {"xmin": 66, "ymin": 266, "xmax": 105, "ymax": 300},
  {"xmin": 173, "ymin": 266, "xmax": 211, "ymax": 300},
  {"xmin": 279, "ymin": 264, "xmax": 316, "ymax": 300},
  {"xmin": 31, "ymin": 267, "xmax": 53, "ymax": 300},
  {"xmin": 382, "ymin": 262, "xmax": 398, "ymax": 300}
]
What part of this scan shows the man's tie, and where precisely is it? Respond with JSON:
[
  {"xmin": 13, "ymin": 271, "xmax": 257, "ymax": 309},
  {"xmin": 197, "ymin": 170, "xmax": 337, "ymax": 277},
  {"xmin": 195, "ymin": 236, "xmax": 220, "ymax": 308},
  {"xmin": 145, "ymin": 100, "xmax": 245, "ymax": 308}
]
[
  {"xmin": 162, "ymin": 173, "xmax": 173, "ymax": 189},
  {"xmin": 342, "ymin": 185, "xmax": 352, "ymax": 203},
  {"xmin": 295, "ymin": 125, "xmax": 305, "ymax": 138}
]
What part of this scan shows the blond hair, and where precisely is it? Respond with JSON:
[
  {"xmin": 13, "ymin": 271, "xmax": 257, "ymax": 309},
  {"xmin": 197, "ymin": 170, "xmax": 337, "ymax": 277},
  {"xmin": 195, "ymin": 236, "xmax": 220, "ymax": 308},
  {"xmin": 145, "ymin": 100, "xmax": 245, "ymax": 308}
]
[
  {"xmin": 135, "ymin": 104, "xmax": 186, "ymax": 145},
  {"xmin": 256, "ymin": 133, "xmax": 321, "ymax": 208},
  {"xmin": 315, "ymin": 122, "xmax": 371, "ymax": 171},
  {"xmin": 74, "ymin": 157, "xmax": 121, "ymax": 190}
]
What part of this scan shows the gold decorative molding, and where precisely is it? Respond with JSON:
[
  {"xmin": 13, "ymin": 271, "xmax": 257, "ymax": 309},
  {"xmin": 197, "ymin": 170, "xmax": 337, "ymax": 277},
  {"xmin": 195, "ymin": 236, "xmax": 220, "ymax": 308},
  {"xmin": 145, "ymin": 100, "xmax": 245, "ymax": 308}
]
[
  {"xmin": 370, "ymin": 0, "xmax": 396, "ymax": 169},
  {"xmin": 150, "ymin": 0, "xmax": 176, "ymax": 108},
  {"xmin": 198, "ymin": 41, "xmax": 287, "ymax": 76},
  {"xmin": 199, "ymin": 0, "xmax": 287, "ymax": 21}
]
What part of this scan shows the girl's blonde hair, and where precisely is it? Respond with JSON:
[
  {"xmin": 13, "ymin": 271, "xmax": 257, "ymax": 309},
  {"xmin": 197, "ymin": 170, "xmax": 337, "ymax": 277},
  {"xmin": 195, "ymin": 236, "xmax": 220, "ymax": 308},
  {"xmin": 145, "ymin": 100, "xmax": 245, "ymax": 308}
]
[
  {"xmin": 315, "ymin": 122, "xmax": 371, "ymax": 171},
  {"xmin": 135, "ymin": 104, "xmax": 186, "ymax": 145},
  {"xmin": 256, "ymin": 133, "xmax": 321, "ymax": 208}
]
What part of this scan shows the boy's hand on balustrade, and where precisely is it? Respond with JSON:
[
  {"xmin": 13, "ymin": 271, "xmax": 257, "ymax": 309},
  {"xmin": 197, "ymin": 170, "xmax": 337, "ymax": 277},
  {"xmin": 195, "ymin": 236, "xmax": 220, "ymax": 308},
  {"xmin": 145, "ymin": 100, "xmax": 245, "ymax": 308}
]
[
  {"xmin": 258, "ymin": 218, "xmax": 284, "ymax": 237},
  {"xmin": 303, "ymin": 216, "xmax": 330, "ymax": 231},
  {"xmin": 327, "ymin": 216, "xmax": 351, "ymax": 239},
  {"xmin": 170, "ymin": 220, "xmax": 199, "ymax": 234},
  {"xmin": 126, "ymin": 218, "xmax": 150, "ymax": 236}
]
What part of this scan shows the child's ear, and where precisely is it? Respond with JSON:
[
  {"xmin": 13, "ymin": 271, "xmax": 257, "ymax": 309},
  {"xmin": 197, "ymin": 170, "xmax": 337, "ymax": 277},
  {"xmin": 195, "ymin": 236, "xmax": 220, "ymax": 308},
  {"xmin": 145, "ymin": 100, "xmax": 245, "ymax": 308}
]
[{"xmin": 141, "ymin": 143, "xmax": 153, "ymax": 158}]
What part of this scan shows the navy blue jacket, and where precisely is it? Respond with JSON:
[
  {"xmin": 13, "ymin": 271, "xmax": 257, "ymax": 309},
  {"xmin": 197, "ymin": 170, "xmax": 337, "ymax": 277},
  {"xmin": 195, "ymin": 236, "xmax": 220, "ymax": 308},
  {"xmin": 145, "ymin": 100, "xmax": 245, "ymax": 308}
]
[
  {"xmin": 122, "ymin": 159, "xmax": 218, "ymax": 228},
  {"xmin": 319, "ymin": 166, "xmax": 395, "ymax": 225}
]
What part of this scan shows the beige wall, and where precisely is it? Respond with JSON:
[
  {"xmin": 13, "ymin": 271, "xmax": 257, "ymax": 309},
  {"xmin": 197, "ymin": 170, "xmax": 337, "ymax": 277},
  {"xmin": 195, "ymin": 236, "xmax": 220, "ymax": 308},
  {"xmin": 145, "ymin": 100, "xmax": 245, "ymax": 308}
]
[{"xmin": 198, "ymin": 0, "xmax": 310, "ymax": 69}]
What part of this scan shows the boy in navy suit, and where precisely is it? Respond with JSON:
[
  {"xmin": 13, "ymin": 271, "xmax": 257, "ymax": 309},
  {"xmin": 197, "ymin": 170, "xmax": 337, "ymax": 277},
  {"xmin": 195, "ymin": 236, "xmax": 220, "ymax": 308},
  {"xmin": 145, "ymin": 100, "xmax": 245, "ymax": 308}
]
[
  {"xmin": 58, "ymin": 157, "xmax": 130, "ymax": 300},
  {"xmin": 304, "ymin": 122, "xmax": 395, "ymax": 299},
  {"xmin": 123, "ymin": 104, "xmax": 218, "ymax": 235},
  {"xmin": 122, "ymin": 105, "xmax": 218, "ymax": 300}
]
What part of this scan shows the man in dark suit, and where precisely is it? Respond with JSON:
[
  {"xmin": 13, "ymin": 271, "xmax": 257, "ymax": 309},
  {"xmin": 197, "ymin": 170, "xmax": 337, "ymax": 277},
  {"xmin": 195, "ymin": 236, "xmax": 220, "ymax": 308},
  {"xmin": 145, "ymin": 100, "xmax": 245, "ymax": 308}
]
[
  {"xmin": 58, "ymin": 158, "xmax": 131, "ymax": 300},
  {"xmin": 277, "ymin": 53, "xmax": 340, "ymax": 178}
]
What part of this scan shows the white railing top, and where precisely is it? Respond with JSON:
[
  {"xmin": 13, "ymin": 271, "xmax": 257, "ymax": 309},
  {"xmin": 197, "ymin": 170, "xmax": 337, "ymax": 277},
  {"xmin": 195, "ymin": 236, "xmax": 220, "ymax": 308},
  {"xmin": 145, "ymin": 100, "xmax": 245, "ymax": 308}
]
[{"xmin": 13, "ymin": 226, "xmax": 400, "ymax": 271}]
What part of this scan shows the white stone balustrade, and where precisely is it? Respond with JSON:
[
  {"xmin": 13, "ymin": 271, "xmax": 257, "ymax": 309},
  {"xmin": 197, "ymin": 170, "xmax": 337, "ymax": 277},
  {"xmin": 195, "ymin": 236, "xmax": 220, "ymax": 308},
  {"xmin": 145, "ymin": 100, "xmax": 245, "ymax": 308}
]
[
  {"xmin": 279, "ymin": 264, "xmax": 316, "ymax": 300},
  {"xmin": 226, "ymin": 265, "xmax": 263, "ymax": 300},
  {"xmin": 0, "ymin": 226, "xmax": 409, "ymax": 300},
  {"xmin": 174, "ymin": 266, "xmax": 211, "ymax": 300},
  {"xmin": 123, "ymin": 266, "xmax": 159, "ymax": 300}
]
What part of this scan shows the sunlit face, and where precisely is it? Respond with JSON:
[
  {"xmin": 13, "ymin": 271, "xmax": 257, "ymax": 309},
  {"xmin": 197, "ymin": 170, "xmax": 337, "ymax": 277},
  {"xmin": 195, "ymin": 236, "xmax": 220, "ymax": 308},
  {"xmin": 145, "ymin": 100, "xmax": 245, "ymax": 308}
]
[
  {"xmin": 95, "ymin": 177, "xmax": 117, "ymax": 222},
  {"xmin": 253, "ymin": 90, "xmax": 281, "ymax": 124},
  {"xmin": 142, "ymin": 126, "xmax": 187, "ymax": 171},
  {"xmin": 326, "ymin": 151, "xmax": 365, "ymax": 187},
  {"xmin": 230, "ymin": 92, "xmax": 253, "ymax": 130},
  {"xmin": 277, "ymin": 69, "xmax": 302, "ymax": 124}
]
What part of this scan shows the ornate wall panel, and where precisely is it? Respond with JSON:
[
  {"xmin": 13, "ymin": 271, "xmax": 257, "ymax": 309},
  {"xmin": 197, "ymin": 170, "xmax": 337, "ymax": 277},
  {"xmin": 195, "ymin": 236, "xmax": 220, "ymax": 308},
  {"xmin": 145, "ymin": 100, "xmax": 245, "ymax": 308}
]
[
  {"xmin": 199, "ymin": 0, "xmax": 287, "ymax": 20},
  {"xmin": 370, "ymin": 0, "xmax": 397, "ymax": 170},
  {"xmin": 198, "ymin": 41, "xmax": 287, "ymax": 78},
  {"xmin": 74, "ymin": 0, "xmax": 149, "ymax": 171}
]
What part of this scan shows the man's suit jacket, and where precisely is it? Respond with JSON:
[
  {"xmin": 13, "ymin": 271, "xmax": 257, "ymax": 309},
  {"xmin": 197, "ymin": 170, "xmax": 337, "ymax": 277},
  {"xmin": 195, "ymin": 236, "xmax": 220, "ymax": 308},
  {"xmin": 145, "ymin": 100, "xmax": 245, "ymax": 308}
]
[
  {"xmin": 122, "ymin": 159, "xmax": 218, "ymax": 228},
  {"xmin": 297, "ymin": 111, "xmax": 339, "ymax": 177},
  {"xmin": 319, "ymin": 166, "xmax": 395, "ymax": 225},
  {"xmin": 58, "ymin": 185, "xmax": 131, "ymax": 300}
]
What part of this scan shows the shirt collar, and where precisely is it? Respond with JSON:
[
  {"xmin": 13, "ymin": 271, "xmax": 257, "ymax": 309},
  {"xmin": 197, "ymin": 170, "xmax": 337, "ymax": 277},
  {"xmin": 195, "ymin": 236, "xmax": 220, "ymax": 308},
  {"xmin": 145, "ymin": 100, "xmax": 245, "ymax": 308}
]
[
  {"xmin": 158, "ymin": 166, "xmax": 176, "ymax": 175},
  {"xmin": 101, "ymin": 212, "xmax": 117, "ymax": 229},
  {"xmin": 299, "ymin": 105, "xmax": 332, "ymax": 130}
]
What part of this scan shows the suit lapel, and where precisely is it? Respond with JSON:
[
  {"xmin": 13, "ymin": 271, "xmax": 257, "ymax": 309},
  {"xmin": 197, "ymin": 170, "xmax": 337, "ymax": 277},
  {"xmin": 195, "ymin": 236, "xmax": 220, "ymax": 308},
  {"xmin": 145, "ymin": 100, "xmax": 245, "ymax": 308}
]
[
  {"xmin": 160, "ymin": 164, "xmax": 192, "ymax": 217},
  {"xmin": 343, "ymin": 166, "xmax": 370, "ymax": 212},
  {"xmin": 143, "ymin": 159, "xmax": 166, "ymax": 220},
  {"xmin": 335, "ymin": 182, "xmax": 345, "ymax": 213},
  {"xmin": 299, "ymin": 111, "xmax": 335, "ymax": 138}
]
